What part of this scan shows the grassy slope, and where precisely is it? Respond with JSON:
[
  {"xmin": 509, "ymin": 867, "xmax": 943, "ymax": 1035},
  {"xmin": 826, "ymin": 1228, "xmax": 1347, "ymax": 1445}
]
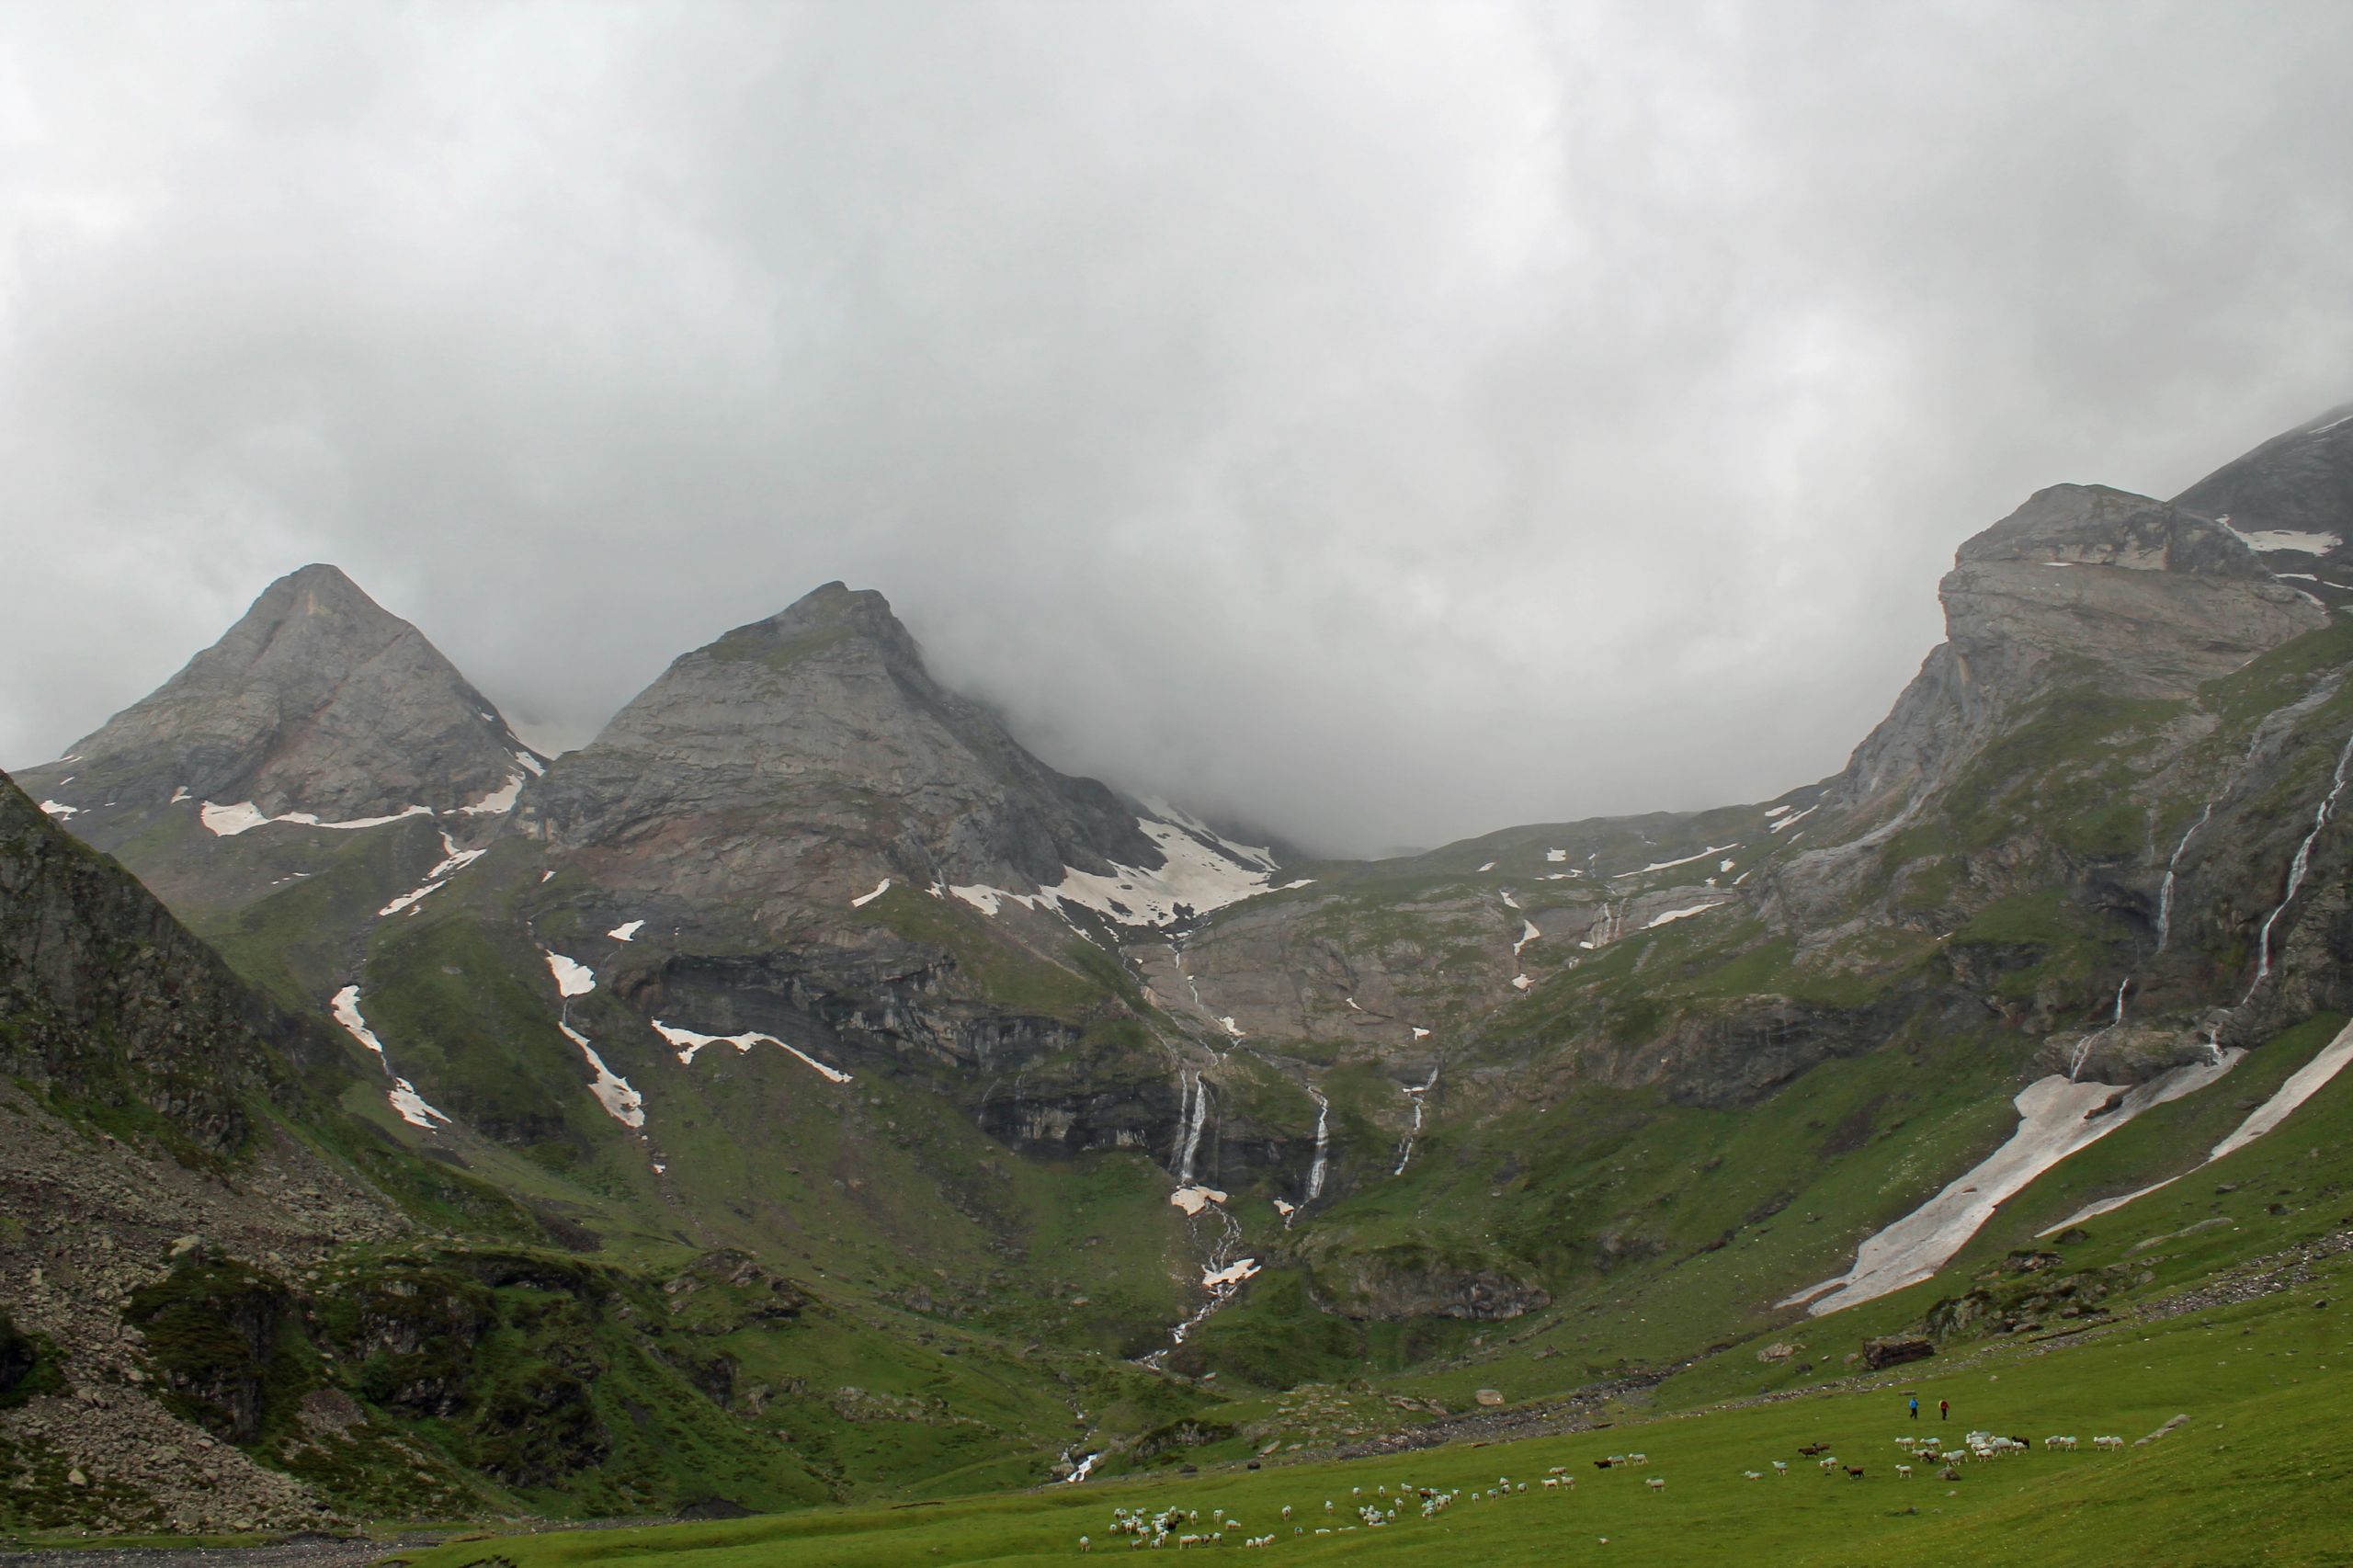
[{"xmin": 395, "ymin": 1235, "xmax": 2353, "ymax": 1566}]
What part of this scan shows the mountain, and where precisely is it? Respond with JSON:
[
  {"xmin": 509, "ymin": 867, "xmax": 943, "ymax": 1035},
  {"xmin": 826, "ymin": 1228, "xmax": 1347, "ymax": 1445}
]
[
  {"xmin": 15, "ymin": 562, "xmax": 542, "ymax": 851},
  {"xmin": 13, "ymin": 403, "xmax": 2353, "ymax": 1538}
]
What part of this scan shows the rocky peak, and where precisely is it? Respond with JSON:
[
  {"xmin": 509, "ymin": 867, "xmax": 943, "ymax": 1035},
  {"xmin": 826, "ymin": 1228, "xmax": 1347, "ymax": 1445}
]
[
  {"xmin": 526, "ymin": 583, "xmax": 1155, "ymax": 907},
  {"xmin": 1834, "ymin": 472, "xmax": 2328, "ymax": 815},
  {"xmin": 19, "ymin": 564, "xmax": 541, "ymax": 825},
  {"xmin": 2173, "ymin": 402, "xmax": 2353, "ymax": 565}
]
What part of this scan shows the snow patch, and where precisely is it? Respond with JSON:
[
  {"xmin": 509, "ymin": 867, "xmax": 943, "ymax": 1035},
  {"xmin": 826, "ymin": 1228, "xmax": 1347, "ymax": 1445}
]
[
  {"xmin": 457, "ymin": 774, "xmax": 526, "ymax": 815},
  {"xmin": 1512, "ymin": 973, "xmax": 1531, "ymax": 990},
  {"xmin": 2240, "ymin": 528, "xmax": 2341, "ymax": 555},
  {"xmin": 1411, "ymin": 1026, "xmax": 1431, "ymax": 1040},
  {"xmin": 560, "ymin": 1022, "xmax": 645, "ymax": 1128},
  {"xmin": 1793, "ymin": 1059, "xmax": 2239, "ymax": 1314},
  {"xmin": 1643, "ymin": 902, "xmax": 1726, "ymax": 929},
  {"xmin": 38, "ymin": 800, "xmax": 76, "ymax": 819},
  {"xmin": 1545, "ymin": 848, "xmax": 1567, "ymax": 862},
  {"xmin": 1613, "ymin": 842, "xmax": 1740, "ymax": 878},
  {"xmin": 2210, "ymin": 1018, "xmax": 2353, "ymax": 1162},
  {"xmin": 169, "ymin": 787, "xmax": 190, "ymax": 803},
  {"xmin": 379, "ymin": 833, "xmax": 487, "ymax": 917},
  {"xmin": 543, "ymin": 950, "xmax": 597, "ymax": 997},
  {"xmin": 1477, "ymin": 860, "xmax": 1497, "ymax": 872},
  {"xmin": 330, "ymin": 985, "xmax": 390, "ymax": 1070},
  {"xmin": 1513, "ymin": 920, "xmax": 1540, "ymax": 956},
  {"xmin": 850, "ymin": 879, "xmax": 892, "ymax": 908},
  {"xmin": 1169, "ymin": 1185, "xmax": 1228, "ymax": 1216},
  {"xmin": 1499, "ymin": 889, "xmax": 1520, "ymax": 910},
  {"xmin": 387, "ymin": 1079, "xmax": 451, "ymax": 1131},
  {"xmin": 608, "ymin": 919, "xmax": 645, "ymax": 942},
  {"xmin": 201, "ymin": 801, "xmax": 431, "ymax": 837},
  {"xmin": 514, "ymin": 750, "xmax": 545, "ymax": 778},
  {"xmin": 653, "ymin": 1019, "xmax": 852, "ymax": 1082},
  {"xmin": 1201, "ymin": 1256, "xmax": 1260, "ymax": 1290},
  {"xmin": 1768, "ymin": 804, "xmax": 1819, "ymax": 834}
]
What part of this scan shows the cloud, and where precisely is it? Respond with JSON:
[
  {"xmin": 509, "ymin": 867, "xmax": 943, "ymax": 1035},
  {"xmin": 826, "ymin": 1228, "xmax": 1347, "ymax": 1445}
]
[{"xmin": 5, "ymin": 0, "xmax": 2350, "ymax": 854}]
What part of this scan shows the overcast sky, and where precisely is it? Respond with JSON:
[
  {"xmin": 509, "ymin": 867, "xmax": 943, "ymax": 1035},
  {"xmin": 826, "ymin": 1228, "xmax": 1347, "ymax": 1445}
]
[{"xmin": 5, "ymin": 1, "xmax": 2350, "ymax": 855}]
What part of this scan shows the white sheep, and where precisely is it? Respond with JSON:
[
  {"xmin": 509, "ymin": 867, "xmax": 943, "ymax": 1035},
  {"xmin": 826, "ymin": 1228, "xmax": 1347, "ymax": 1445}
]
[
  {"xmin": 1645, "ymin": 1477, "xmax": 1666, "ymax": 1493},
  {"xmin": 1895, "ymin": 1464, "xmax": 1912, "ymax": 1480}
]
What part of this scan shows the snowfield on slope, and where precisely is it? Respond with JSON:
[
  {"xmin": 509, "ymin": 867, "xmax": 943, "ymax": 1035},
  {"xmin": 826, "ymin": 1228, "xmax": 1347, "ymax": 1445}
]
[
  {"xmin": 201, "ymin": 800, "xmax": 435, "ymax": 836},
  {"xmin": 950, "ymin": 815, "xmax": 1309, "ymax": 926},
  {"xmin": 653, "ymin": 1019, "xmax": 852, "ymax": 1082},
  {"xmin": 1790, "ymin": 1057, "xmax": 2239, "ymax": 1314}
]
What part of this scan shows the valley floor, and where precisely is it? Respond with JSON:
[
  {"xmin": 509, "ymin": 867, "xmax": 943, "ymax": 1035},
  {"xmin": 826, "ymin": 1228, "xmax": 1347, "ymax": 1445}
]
[{"xmin": 318, "ymin": 1238, "xmax": 2353, "ymax": 1567}]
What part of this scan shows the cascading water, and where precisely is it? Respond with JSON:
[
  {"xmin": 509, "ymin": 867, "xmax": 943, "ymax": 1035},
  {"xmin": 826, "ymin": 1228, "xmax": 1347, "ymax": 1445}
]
[
  {"xmin": 1174, "ymin": 1071, "xmax": 1211, "ymax": 1184},
  {"xmin": 2153, "ymin": 802, "xmax": 2213, "ymax": 954},
  {"xmin": 2243, "ymin": 729, "xmax": 2353, "ymax": 1002},
  {"xmin": 2064, "ymin": 975, "xmax": 2131, "ymax": 1083},
  {"xmin": 1392, "ymin": 1066, "xmax": 1440, "ymax": 1176},
  {"xmin": 1302, "ymin": 1089, "xmax": 1330, "ymax": 1207}
]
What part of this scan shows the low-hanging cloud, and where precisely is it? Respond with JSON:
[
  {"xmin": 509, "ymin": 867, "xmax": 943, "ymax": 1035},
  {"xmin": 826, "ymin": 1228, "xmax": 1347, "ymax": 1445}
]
[{"xmin": 5, "ymin": 0, "xmax": 2350, "ymax": 855}]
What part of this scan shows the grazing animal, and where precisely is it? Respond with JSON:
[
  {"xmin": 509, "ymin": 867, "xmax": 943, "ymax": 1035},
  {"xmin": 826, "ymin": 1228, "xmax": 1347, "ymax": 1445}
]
[
  {"xmin": 1895, "ymin": 1465, "xmax": 1913, "ymax": 1480},
  {"xmin": 1798, "ymin": 1443, "xmax": 1829, "ymax": 1457},
  {"xmin": 1079, "ymin": 1537, "xmax": 1090, "ymax": 1553},
  {"xmin": 1593, "ymin": 1459, "xmax": 1614, "ymax": 1470},
  {"xmin": 2094, "ymin": 1436, "xmax": 2124, "ymax": 1451},
  {"xmin": 1845, "ymin": 1467, "xmax": 1865, "ymax": 1481},
  {"xmin": 1645, "ymin": 1477, "xmax": 1666, "ymax": 1493},
  {"xmin": 1771, "ymin": 1461, "xmax": 1789, "ymax": 1476},
  {"xmin": 1940, "ymin": 1467, "xmax": 1962, "ymax": 1482},
  {"xmin": 1628, "ymin": 1453, "xmax": 1648, "ymax": 1466},
  {"xmin": 1820, "ymin": 1458, "xmax": 1838, "ymax": 1471},
  {"xmin": 1742, "ymin": 1471, "xmax": 1764, "ymax": 1481}
]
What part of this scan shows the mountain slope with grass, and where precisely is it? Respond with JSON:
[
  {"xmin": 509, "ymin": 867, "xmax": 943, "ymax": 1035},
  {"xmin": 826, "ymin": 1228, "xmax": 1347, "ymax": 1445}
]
[{"xmin": 12, "ymin": 404, "xmax": 2353, "ymax": 1548}]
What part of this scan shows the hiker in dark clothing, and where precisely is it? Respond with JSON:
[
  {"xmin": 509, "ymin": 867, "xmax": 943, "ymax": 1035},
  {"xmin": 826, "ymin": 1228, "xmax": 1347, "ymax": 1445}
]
[{"xmin": 1939, "ymin": 1398, "xmax": 1949, "ymax": 1421}]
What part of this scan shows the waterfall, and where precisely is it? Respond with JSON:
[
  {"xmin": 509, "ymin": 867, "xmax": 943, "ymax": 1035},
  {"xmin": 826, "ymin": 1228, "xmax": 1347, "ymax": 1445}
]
[
  {"xmin": 1175, "ymin": 1071, "xmax": 1211, "ymax": 1184},
  {"xmin": 2153, "ymin": 802, "xmax": 2213, "ymax": 954},
  {"xmin": 2244, "ymin": 729, "xmax": 2353, "ymax": 1002},
  {"xmin": 2064, "ymin": 975, "xmax": 2131, "ymax": 1083},
  {"xmin": 1303, "ymin": 1089, "xmax": 1330, "ymax": 1204},
  {"xmin": 1391, "ymin": 1066, "xmax": 1440, "ymax": 1176}
]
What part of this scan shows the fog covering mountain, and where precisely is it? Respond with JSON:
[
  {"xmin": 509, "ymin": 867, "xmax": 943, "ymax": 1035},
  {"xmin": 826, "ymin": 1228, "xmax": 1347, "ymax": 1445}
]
[
  {"xmin": 8, "ymin": 405, "xmax": 2353, "ymax": 1531},
  {"xmin": 10, "ymin": 4, "xmax": 2353, "ymax": 857}
]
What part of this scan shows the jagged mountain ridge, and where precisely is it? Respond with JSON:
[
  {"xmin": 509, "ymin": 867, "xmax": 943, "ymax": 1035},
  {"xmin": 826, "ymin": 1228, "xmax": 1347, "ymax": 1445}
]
[{"xmin": 11, "ymin": 403, "xmax": 2353, "ymax": 1524}]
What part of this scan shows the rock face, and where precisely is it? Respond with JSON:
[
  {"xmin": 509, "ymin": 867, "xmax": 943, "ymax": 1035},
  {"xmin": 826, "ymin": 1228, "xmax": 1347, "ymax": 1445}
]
[
  {"xmin": 17, "ymin": 564, "xmax": 541, "ymax": 831},
  {"xmin": 1836, "ymin": 484, "xmax": 2324, "ymax": 814},
  {"xmin": 0, "ymin": 771, "xmax": 326, "ymax": 1149},
  {"xmin": 2175, "ymin": 403, "xmax": 2353, "ymax": 571},
  {"xmin": 524, "ymin": 582, "xmax": 1157, "ymax": 914}
]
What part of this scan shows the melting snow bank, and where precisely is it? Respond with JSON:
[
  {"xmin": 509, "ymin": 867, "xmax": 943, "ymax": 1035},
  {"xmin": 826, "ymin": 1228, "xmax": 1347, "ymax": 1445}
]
[
  {"xmin": 328, "ymin": 984, "xmax": 449, "ymax": 1131},
  {"xmin": 544, "ymin": 950, "xmax": 597, "ymax": 997},
  {"xmin": 457, "ymin": 773, "xmax": 526, "ymax": 815},
  {"xmin": 1789, "ymin": 1059, "xmax": 2239, "ymax": 1314},
  {"xmin": 1769, "ymin": 804, "xmax": 1819, "ymax": 834},
  {"xmin": 653, "ymin": 1019, "xmax": 852, "ymax": 1082},
  {"xmin": 2212, "ymin": 1021, "xmax": 2353, "ymax": 1158},
  {"xmin": 1202, "ymin": 1256, "xmax": 1261, "ymax": 1289},
  {"xmin": 379, "ymin": 833, "xmax": 489, "ymax": 916},
  {"xmin": 1612, "ymin": 842, "xmax": 1741, "ymax": 879},
  {"xmin": 1169, "ymin": 1185, "xmax": 1228, "ymax": 1216},
  {"xmin": 608, "ymin": 919, "xmax": 645, "ymax": 942},
  {"xmin": 330, "ymin": 985, "xmax": 389, "ymax": 1067},
  {"xmin": 1644, "ymin": 901, "xmax": 1726, "ymax": 930},
  {"xmin": 1063, "ymin": 1452, "xmax": 1101, "ymax": 1484},
  {"xmin": 949, "ymin": 815, "xmax": 1310, "ymax": 927},
  {"xmin": 559, "ymin": 1022, "xmax": 646, "ymax": 1128},
  {"xmin": 201, "ymin": 801, "xmax": 431, "ymax": 837},
  {"xmin": 850, "ymin": 879, "xmax": 891, "ymax": 908},
  {"xmin": 2044, "ymin": 1019, "xmax": 2353, "ymax": 1234},
  {"xmin": 38, "ymin": 801, "xmax": 76, "ymax": 819}
]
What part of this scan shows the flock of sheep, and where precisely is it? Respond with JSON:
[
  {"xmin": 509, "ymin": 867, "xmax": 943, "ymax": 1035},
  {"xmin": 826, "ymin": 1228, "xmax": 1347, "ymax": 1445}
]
[{"xmin": 1074, "ymin": 1422, "xmax": 2131, "ymax": 1551}]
